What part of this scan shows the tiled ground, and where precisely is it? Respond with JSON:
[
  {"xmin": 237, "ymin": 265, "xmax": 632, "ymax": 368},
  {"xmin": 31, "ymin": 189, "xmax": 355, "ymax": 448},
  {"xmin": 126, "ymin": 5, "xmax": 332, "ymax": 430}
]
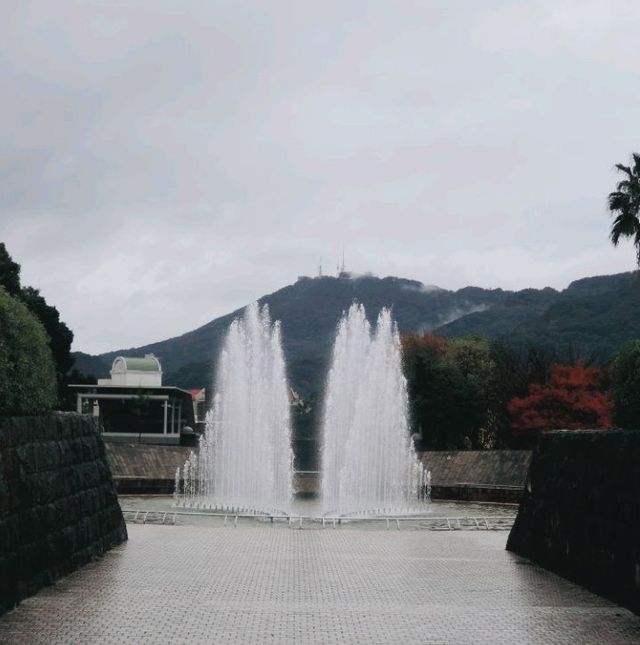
[{"xmin": 1, "ymin": 524, "xmax": 639, "ymax": 644}]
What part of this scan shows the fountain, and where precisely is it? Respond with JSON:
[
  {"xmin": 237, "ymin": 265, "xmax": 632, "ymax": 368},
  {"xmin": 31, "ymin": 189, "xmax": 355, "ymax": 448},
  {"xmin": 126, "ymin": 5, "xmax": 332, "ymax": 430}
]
[
  {"xmin": 320, "ymin": 303, "xmax": 428, "ymax": 516},
  {"xmin": 176, "ymin": 303, "xmax": 293, "ymax": 515}
]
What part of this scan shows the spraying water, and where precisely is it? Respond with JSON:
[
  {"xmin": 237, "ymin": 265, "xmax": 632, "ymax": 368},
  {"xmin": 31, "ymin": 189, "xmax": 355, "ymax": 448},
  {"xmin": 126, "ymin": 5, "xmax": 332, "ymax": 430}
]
[
  {"xmin": 321, "ymin": 303, "xmax": 428, "ymax": 516},
  {"xmin": 176, "ymin": 303, "xmax": 293, "ymax": 514}
]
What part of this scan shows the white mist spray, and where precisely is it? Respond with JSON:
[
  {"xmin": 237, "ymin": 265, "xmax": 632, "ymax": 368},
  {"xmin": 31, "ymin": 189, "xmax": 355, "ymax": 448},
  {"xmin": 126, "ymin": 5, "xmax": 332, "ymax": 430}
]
[
  {"xmin": 177, "ymin": 303, "xmax": 293, "ymax": 514},
  {"xmin": 321, "ymin": 303, "xmax": 427, "ymax": 516}
]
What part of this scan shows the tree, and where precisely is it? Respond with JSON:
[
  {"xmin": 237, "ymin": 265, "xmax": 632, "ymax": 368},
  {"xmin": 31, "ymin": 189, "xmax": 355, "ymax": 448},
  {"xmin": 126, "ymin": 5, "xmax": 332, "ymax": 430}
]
[
  {"xmin": 410, "ymin": 361, "xmax": 484, "ymax": 450},
  {"xmin": 444, "ymin": 336, "xmax": 494, "ymax": 447},
  {"xmin": 0, "ymin": 287, "xmax": 57, "ymax": 414},
  {"xmin": 488, "ymin": 341, "xmax": 560, "ymax": 447},
  {"xmin": 0, "ymin": 243, "xmax": 74, "ymax": 401},
  {"xmin": 20, "ymin": 286, "xmax": 74, "ymax": 400},
  {"xmin": 608, "ymin": 153, "xmax": 640, "ymax": 265},
  {"xmin": 402, "ymin": 333, "xmax": 489, "ymax": 449},
  {"xmin": 507, "ymin": 363, "xmax": 613, "ymax": 444},
  {"xmin": 612, "ymin": 340, "xmax": 640, "ymax": 428},
  {"xmin": 0, "ymin": 242, "xmax": 21, "ymax": 297}
]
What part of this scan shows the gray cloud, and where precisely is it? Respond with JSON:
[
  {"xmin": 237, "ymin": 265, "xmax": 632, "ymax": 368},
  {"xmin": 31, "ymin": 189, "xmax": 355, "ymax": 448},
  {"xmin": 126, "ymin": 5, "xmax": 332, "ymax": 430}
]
[{"xmin": 1, "ymin": 0, "xmax": 637, "ymax": 353}]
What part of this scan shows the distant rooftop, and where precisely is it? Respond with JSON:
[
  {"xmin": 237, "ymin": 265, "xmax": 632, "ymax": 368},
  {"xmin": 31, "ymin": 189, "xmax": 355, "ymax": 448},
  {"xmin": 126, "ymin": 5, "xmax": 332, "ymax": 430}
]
[
  {"xmin": 113, "ymin": 355, "xmax": 162, "ymax": 373},
  {"xmin": 98, "ymin": 353, "xmax": 163, "ymax": 387}
]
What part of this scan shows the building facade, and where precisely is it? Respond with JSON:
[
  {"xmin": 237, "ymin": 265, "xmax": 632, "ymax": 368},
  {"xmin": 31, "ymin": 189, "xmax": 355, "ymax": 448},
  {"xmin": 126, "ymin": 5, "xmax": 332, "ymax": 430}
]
[{"xmin": 70, "ymin": 354, "xmax": 201, "ymax": 445}]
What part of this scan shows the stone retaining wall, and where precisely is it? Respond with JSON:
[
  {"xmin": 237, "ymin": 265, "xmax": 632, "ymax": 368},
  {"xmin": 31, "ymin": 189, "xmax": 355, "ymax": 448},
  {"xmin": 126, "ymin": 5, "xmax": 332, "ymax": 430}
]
[
  {"xmin": 105, "ymin": 442, "xmax": 192, "ymax": 494},
  {"xmin": 422, "ymin": 450, "xmax": 532, "ymax": 488},
  {"xmin": 105, "ymin": 442, "xmax": 192, "ymax": 479},
  {"xmin": 105, "ymin": 443, "xmax": 532, "ymax": 501},
  {"xmin": 507, "ymin": 429, "xmax": 640, "ymax": 614},
  {"xmin": 0, "ymin": 414, "xmax": 127, "ymax": 615},
  {"xmin": 429, "ymin": 484, "xmax": 523, "ymax": 504}
]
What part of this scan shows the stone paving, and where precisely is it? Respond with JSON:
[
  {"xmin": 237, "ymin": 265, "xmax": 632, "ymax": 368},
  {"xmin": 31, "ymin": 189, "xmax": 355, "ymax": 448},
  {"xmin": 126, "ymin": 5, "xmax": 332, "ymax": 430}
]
[{"xmin": 1, "ymin": 524, "xmax": 640, "ymax": 644}]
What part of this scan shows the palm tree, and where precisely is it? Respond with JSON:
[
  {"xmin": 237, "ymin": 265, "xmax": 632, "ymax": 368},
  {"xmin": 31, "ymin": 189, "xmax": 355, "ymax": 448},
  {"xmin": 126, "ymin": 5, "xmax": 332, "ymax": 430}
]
[{"xmin": 609, "ymin": 153, "xmax": 640, "ymax": 266}]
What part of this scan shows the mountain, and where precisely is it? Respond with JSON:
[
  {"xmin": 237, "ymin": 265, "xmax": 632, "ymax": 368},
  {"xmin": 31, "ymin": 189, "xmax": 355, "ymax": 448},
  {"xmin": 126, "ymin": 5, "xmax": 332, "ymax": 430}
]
[
  {"xmin": 437, "ymin": 271, "xmax": 640, "ymax": 360},
  {"xmin": 71, "ymin": 351, "xmax": 110, "ymax": 378},
  {"xmin": 73, "ymin": 271, "xmax": 640, "ymax": 398},
  {"xmin": 71, "ymin": 270, "xmax": 640, "ymax": 469},
  {"xmin": 73, "ymin": 273, "xmax": 508, "ymax": 396}
]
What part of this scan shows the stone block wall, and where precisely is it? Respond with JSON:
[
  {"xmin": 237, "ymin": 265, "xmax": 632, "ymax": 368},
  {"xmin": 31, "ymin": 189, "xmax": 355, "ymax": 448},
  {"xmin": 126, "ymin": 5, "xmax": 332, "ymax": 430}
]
[
  {"xmin": 105, "ymin": 442, "xmax": 192, "ymax": 494},
  {"xmin": 422, "ymin": 450, "xmax": 532, "ymax": 488},
  {"xmin": 105, "ymin": 444, "xmax": 533, "ymax": 499},
  {"xmin": 0, "ymin": 414, "xmax": 127, "ymax": 615},
  {"xmin": 422, "ymin": 450, "xmax": 532, "ymax": 503},
  {"xmin": 507, "ymin": 429, "xmax": 640, "ymax": 614}
]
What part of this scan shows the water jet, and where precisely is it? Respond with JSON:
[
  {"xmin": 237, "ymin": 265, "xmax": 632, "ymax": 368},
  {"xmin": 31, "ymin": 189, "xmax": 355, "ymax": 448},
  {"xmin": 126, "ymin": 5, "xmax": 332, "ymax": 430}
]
[
  {"xmin": 320, "ymin": 303, "xmax": 428, "ymax": 516},
  {"xmin": 176, "ymin": 303, "xmax": 293, "ymax": 515}
]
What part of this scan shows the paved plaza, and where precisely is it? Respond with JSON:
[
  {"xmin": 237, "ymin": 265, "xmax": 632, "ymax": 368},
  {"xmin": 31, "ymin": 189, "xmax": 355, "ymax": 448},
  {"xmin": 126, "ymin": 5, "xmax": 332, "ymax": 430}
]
[{"xmin": 1, "ymin": 523, "xmax": 640, "ymax": 644}]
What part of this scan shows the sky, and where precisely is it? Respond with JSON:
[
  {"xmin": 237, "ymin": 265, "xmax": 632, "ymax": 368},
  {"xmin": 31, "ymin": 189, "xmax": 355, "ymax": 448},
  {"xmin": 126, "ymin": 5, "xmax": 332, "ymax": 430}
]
[{"xmin": 2, "ymin": 0, "xmax": 639, "ymax": 354}]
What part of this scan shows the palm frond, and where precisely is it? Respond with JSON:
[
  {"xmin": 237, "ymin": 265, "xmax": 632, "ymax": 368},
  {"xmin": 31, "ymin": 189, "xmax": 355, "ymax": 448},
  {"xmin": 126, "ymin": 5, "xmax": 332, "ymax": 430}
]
[
  {"xmin": 609, "ymin": 155, "xmax": 640, "ymax": 266},
  {"xmin": 610, "ymin": 211, "xmax": 638, "ymax": 245},
  {"xmin": 616, "ymin": 163, "xmax": 633, "ymax": 177},
  {"xmin": 616, "ymin": 179, "xmax": 633, "ymax": 192},
  {"xmin": 608, "ymin": 191, "xmax": 629, "ymax": 211}
]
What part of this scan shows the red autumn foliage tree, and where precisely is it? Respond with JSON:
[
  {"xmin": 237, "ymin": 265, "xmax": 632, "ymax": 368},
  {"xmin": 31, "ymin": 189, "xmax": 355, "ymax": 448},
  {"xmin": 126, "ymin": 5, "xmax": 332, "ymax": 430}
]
[
  {"xmin": 401, "ymin": 332, "xmax": 447, "ymax": 361},
  {"xmin": 508, "ymin": 363, "xmax": 613, "ymax": 437}
]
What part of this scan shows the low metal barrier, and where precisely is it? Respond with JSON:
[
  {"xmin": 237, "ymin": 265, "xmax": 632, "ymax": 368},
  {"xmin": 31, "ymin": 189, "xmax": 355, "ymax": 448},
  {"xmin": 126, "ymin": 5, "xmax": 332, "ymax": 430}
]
[{"xmin": 121, "ymin": 508, "xmax": 517, "ymax": 530}]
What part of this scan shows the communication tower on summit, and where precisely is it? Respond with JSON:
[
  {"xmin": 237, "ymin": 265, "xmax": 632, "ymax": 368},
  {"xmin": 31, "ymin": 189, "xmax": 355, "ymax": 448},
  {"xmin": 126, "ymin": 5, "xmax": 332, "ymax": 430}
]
[{"xmin": 337, "ymin": 250, "xmax": 349, "ymax": 278}]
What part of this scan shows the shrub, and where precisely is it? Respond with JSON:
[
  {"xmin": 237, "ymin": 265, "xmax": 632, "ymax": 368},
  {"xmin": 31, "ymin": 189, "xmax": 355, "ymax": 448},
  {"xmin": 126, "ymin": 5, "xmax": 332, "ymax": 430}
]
[{"xmin": 0, "ymin": 287, "xmax": 57, "ymax": 414}]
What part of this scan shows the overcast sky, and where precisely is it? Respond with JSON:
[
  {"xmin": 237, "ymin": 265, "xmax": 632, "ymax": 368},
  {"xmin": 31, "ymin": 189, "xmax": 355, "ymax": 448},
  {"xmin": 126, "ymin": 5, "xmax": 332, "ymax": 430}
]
[{"xmin": 2, "ymin": 1, "xmax": 639, "ymax": 354}]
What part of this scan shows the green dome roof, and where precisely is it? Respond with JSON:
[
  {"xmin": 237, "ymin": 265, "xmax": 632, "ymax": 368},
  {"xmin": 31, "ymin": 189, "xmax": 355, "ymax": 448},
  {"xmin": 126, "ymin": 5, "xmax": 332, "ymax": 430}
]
[{"xmin": 112, "ymin": 355, "xmax": 161, "ymax": 373}]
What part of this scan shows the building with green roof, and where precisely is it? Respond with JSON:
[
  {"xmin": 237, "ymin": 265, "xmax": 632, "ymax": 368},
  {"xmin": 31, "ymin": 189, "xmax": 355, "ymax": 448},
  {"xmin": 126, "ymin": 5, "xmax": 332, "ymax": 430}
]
[
  {"xmin": 69, "ymin": 354, "xmax": 201, "ymax": 445},
  {"xmin": 101, "ymin": 354, "xmax": 163, "ymax": 387}
]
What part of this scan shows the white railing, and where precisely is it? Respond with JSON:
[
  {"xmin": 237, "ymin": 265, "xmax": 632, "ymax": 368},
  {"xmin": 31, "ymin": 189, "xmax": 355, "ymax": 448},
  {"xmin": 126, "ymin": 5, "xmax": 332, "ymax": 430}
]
[{"xmin": 121, "ymin": 507, "xmax": 516, "ymax": 530}]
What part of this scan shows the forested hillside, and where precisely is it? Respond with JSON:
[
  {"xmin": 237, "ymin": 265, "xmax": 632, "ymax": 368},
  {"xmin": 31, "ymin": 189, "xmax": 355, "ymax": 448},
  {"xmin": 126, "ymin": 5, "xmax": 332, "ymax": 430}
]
[
  {"xmin": 73, "ymin": 271, "xmax": 639, "ymax": 396},
  {"xmin": 73, "ymin": 274, "xmax": 508, "ymax": 395},
  {"xmin": 437, "ymin": 272, "xmax": 640, "ymax": 361}
]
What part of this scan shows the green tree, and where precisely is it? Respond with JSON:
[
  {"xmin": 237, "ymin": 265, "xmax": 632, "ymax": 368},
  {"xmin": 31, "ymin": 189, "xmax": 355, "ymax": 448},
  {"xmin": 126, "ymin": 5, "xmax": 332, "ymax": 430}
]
[
  {"xmin": 612, "ymin": 340, "xmax": 640, "ymax": 428},
  {"xmin": 609, "ymin": 153, "xmax": 640, "ymax": 265},
  {"xmin": 0, "ymin": 287, "xmax": 57, "ymax": 414},
  {"xmin": 0, "ymin": 243, "xmax": 74, "ymax": 401},
  {"xmin": 409, "ymin": 359, "xmax": 483, "ymax": 449},
  {"xmin": 20, "ymin": 286, "xmax": 74, "ymax": 399},
  {"xmin": 402, "ymin": 334, "xmax": 488, "ymax": 449},
  {"xmin": 0, "ymin": 242, "xmax": 21, "ymax": 297},
  {"xmin": 445, "ymin": 336, "xmax": 494, "ymax": 447}
]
